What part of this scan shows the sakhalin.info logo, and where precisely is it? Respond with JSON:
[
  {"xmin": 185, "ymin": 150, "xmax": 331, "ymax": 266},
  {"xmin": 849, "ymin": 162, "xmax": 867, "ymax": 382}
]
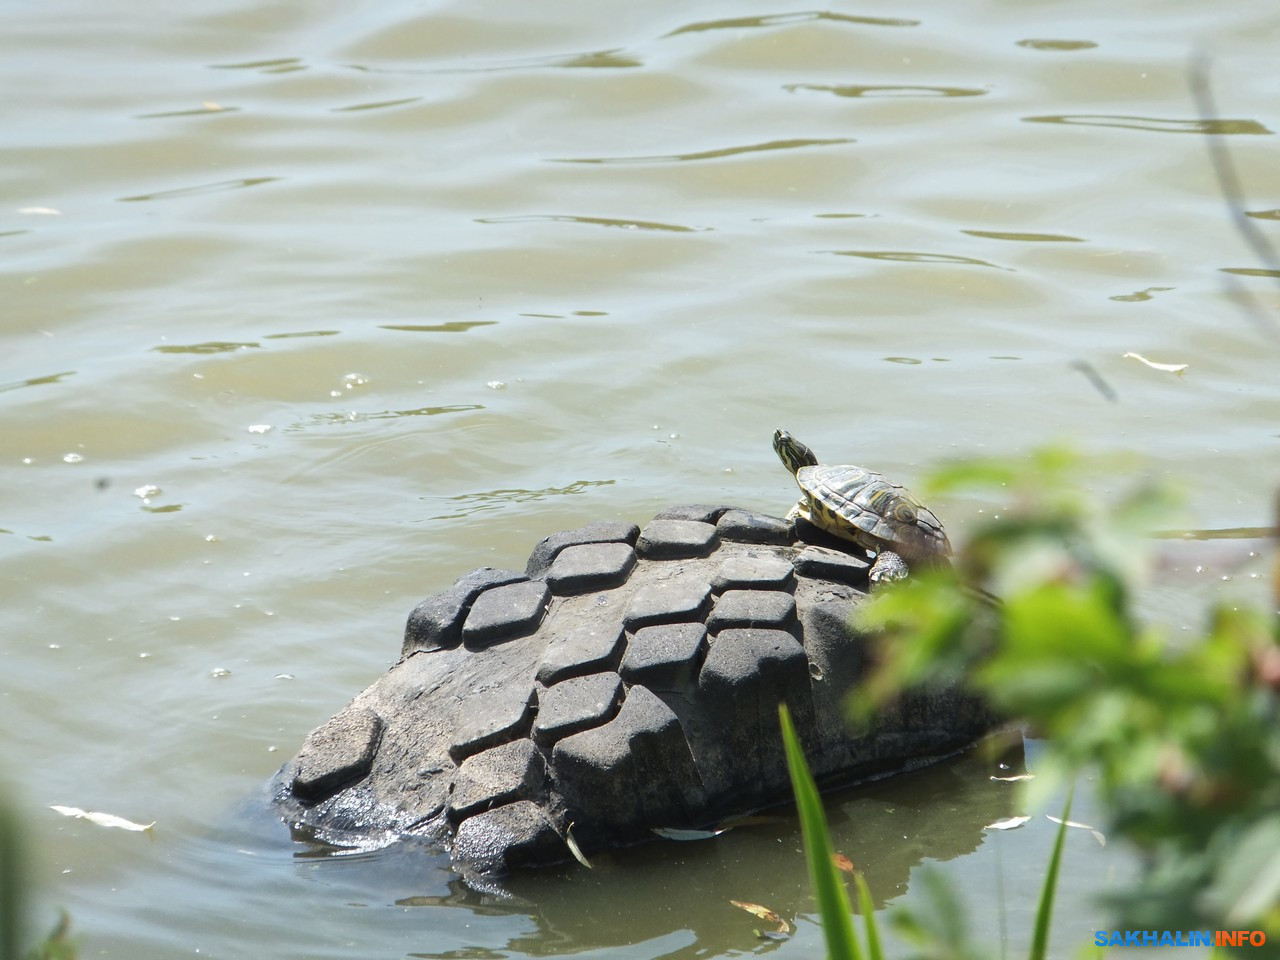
[{"xmin": 1094, "ymin": 930, "xmax": 1267, "ymax": 947}]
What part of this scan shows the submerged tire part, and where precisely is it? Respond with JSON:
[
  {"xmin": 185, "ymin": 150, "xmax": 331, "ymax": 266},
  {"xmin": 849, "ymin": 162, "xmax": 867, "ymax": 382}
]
[{"xmin": 270, "ymin": 505, "xmax": 994, "ymax": 878}]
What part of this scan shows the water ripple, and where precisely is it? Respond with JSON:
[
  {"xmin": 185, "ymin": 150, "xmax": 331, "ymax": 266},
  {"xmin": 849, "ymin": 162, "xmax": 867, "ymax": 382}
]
[
  {"xmin": 261, "ymin": 330, "xmax": 341, "ymax": 340},
  {"xmin": 476, "ymin": 215, "xmax": 707, "ymax": 233},
  {"xmin": 429, "ymin": 479, "xmax": 616, "ymax": 520},
  {"xmin": 550, "ymin": 138, "xmax": 852, "ymax": 165},
  {"xmin": 962, "ymin": 230, "xmax": 1084, "ymax": 243},
  {"xmin": 1023, "ymin": 115, "xmax": 1272, "ymax": 135},
  {"xmin": 211, "ymin": 57, "xmax": 306, "ymax": 73},
  {"xmin": 118, "ymin": 177, "xmax": 280, "ymax": 203},
  {"xmin": 826, "ymin": 249, "xmax": 1007, "ymax": 269},
  {"xmin": 1221, "ymin": 267, "xmax": 1280, "ymax": 278},
  {"xmin": 135, "ymin": 104, "xmax": 240, "ymax": 120},
  {"xmin": 379, "ymin": 322, "xmax": 498, "ymax": 334},
  {"xmin": 307, "ymin": 404, "xmax": 485, "ymax": 427},
  {"xmin": 0, "ymin": 370, "xmax": 76, "ymax": 394},
  {"xmin": 1016, "ymin": 39, "xmax": 1098, "ymax": 51},
  {"xmin": 347, "ymin": 49, "xmax": 642, "ymax": 75},
  {"xmin": 788, "ymin": 83, "xmax": 986, "ymax": 99},
  {"xmin": 152, "ymin": 341, "xmax": 260, "ymax": 355},
  {"xmin": 331, "ymin": 96, "xmax": 424, "ymax": 113},
  {"xmin": 1110, "ymin": 286, "xmax": 1174, "ymax": 302},
  {"xmin": 664, "ymin": 11, "xmax": 919, "ymax": 37}
]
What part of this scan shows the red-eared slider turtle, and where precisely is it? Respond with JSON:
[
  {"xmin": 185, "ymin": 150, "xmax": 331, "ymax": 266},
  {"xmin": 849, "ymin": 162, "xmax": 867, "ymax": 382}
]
[{"xmin": 773, "ymin": 429, "xmax": 951, "ymax": 582}]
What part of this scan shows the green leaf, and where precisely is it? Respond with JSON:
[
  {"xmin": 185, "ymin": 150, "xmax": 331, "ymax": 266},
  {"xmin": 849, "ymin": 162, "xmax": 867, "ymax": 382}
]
[
  {"xmin": 1030, "ymin": 788, "xmax": 1073, "ymax": 960},
  {"xmin": 780, "ymin": 704, "xmax": 861, "ymax": 960},
  {"xmin": 563, "ymin": 822, "xmax": 593, "ymax": 869},
  {"xmin": 1208, "ymin": 814, "xmax": 1280, "ymax": 925},
  {"xmin": 854, "ymin": 871, "xmax": 884, "ymax": 960}
]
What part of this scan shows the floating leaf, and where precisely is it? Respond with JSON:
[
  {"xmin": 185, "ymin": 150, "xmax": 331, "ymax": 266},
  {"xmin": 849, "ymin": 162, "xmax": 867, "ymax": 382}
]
[
  {"xmin": 985, "ymin": 815, "xmax": 1031, "ymax": 831},
  {"xmin": 730, "ymin": 899, "xmax": 792, "ymax": 935},
  {"xmin": 563, "ymin": 822, "xmax": 593, "ymax": 869},
  {"xmin": 50, "ymin": 805, "xmax": 154, "ymax": 832},
  {"xmin": 1122, "ymin": 352, "xmax": 1188, "ymax": 375},
  {"xmin": 833, "ymin": 853, "xmax": 856, "ymax": 873},
  {"xmin": 990, "ymin": 773, "xmax": 1035, "ymax": 782},
  {"xmin": 1046, "ymin": 814, "xmax": 1106, "ymax": 846},
  {"xmin": 652, "ymin": 826, "xmax": 727, "ymax": 841}
]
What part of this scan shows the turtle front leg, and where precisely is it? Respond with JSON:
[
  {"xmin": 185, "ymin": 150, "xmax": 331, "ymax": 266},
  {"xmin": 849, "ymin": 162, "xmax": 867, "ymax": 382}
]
[{"xmin": 868, "ymin": 550, "xmax": 910, "ymax": 584}]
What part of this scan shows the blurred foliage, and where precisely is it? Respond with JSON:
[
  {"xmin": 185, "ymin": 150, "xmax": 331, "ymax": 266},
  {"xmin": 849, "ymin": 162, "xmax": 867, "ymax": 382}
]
[
  {"xmin": 2, "ymin": 793, "xmax": 20, "ymax": 960},
  {"xmin": 852, "ymin": 447, "xmax": 1280, "ymax": 938},
  {"xmin": 780, "ymin": 703, "xmax": 1074, "ymax": 960},
  {"xmin": 1, "ymin": 790, "xmax": 77, "ymax": 960},
  {"xmin": 21, "ymin": 913, "xmax": 74, "ymax": 960}
]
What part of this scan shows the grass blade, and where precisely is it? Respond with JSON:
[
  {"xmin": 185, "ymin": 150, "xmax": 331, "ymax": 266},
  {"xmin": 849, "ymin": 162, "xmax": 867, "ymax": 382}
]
[
  {"xmin": 854, "ymin": 871, "xmax": 885, "ymax": 960},
  {"xmin": 1030, "ymin": 786, "xmax": 1074, "ymax": 960},
  {"xmin": 780, "ymin": 704, "xmax": 861, "ymax": 960}
]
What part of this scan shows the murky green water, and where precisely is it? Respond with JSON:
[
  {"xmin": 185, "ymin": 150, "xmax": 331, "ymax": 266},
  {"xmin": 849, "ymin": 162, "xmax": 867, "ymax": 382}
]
[{"xmin": 3, "ymin": 1, "xmax": 1276, "ymax": 957}]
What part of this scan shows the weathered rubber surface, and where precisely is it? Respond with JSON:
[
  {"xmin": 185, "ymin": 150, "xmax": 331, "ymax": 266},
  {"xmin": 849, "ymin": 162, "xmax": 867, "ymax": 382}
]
[{"xmin": 271, "ymin": 505, "xmax": 994, "ymax": 878}]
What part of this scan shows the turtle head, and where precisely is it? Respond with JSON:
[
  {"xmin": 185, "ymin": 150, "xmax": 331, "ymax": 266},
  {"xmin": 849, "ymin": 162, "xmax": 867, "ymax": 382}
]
[{"xmin": 773, "ymin": 429, "xmax": 819, "ymax": 474}]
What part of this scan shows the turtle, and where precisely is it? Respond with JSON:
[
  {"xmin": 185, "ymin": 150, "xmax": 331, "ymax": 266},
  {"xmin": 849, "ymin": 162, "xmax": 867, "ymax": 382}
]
[{"xmin": 772, "ymin": 429, "xmax": 951, "ymax": 582}]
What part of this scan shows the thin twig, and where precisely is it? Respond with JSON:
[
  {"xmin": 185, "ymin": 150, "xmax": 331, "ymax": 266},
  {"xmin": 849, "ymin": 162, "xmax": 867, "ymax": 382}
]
[{"xmin": 1187, "ymin": 53, "xmax": 1280, "ymax": 341}]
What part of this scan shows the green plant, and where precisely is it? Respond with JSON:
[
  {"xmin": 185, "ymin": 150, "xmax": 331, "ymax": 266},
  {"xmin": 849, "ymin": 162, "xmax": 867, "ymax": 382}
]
[
  {"xmin": 781, "ymin": 703, "xmax": 872, "ymax": 960},
  {"xmin": 851, "ymin": 449, "xmax": 1279, "ymax": 937},
  {"xmin": 2, "ymin": 793, "xmax": 22, "ymax": 960},
  {"xmin": 780, "ymin": 704, "xmax": 1076, "ymax": 960},
  {"xmin": 1, "ymin": 791, "xmax": 77, "ymax": 960}
]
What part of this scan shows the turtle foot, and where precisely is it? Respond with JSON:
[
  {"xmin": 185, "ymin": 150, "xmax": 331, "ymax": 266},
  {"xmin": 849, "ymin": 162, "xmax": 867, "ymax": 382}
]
[{"xmin": 868, "ymin": 551, "xmax": 910, "ymax": 584}]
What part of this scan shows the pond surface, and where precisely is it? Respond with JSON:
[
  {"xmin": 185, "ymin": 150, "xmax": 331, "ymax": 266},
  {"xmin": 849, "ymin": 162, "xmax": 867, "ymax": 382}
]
[{"xmin": 2, "ymin": 0, "xmax": 1276, "ymax": 957}]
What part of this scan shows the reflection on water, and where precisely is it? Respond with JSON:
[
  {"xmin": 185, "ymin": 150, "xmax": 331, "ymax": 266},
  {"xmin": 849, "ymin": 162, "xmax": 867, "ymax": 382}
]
[
  {"xmin": 430, "ymin": 479, "xmax": 616, "ymax": 519},
  {"xmin": 344, "ymin": 739, "xmax": 1028, "ymax": 960},
  {"xmin": 1068, "ymin": 359, "xmax": 1120, "ymax": 403}
]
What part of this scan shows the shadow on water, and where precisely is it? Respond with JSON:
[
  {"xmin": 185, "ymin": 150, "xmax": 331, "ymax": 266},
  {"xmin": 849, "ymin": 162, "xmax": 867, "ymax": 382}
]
[{"xmin": 266, "ymin": 738, "xmax": 1025, "ymax": 959}]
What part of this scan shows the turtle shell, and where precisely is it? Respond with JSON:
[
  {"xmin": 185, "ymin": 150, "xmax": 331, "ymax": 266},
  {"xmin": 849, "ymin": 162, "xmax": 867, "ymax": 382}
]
[{"xmin": 795, "ymin": 464, "xmax": 951, "ymax": 563}]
